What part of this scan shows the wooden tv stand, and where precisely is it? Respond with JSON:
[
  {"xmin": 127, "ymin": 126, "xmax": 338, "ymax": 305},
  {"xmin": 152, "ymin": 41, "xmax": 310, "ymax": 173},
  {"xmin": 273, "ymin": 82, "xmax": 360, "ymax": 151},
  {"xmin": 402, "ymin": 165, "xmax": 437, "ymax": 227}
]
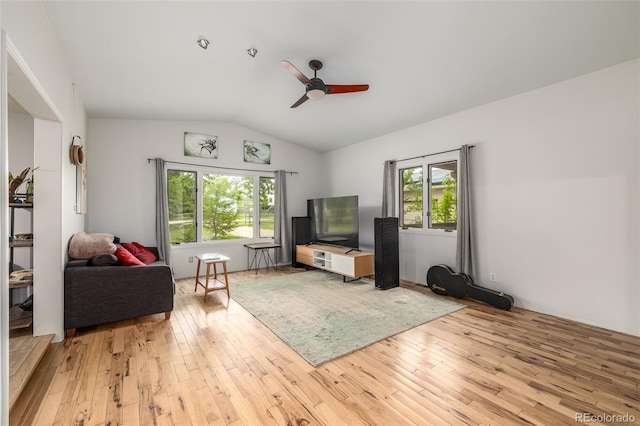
[{"xmin": 295, "ymin": 244, "xmax": 374, "ymax": 280}]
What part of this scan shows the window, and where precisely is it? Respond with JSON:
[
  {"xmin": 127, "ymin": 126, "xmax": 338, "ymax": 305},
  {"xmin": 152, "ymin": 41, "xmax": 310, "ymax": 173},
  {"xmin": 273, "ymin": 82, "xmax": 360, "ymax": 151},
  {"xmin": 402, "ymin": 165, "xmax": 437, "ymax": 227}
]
[
  {"xmin": 399, "ymin": 158, "xmax": 458, "ymax": 231},
  {"xmin": 168, "ymin": 170, "xmax": 196, "ymax": 243},
  {"xmin": 259, "ymin": 177, "xmax": 275, "ymax": 238},
  {"xmin": 202, "ymin": 174, "xmax": 253, "ymax": 241},
  {"xmin": 400, "ymin": 166, "xmax": 423, "ymax": 228},
  {"xmin": 167, "ymin": 169, "xmax": 275, "ymax": 243},
  {"xmin": 429, "ymin": 161, "xmax": 457, "ymax": 230}
]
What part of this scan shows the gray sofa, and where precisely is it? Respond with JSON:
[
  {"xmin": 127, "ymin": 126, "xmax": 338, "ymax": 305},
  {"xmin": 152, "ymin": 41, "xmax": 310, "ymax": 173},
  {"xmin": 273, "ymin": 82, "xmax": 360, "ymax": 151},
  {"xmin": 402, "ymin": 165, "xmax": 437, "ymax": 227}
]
[{"xmin": 64, "ymin": 247, "xmax": 174, "ymax": 337}]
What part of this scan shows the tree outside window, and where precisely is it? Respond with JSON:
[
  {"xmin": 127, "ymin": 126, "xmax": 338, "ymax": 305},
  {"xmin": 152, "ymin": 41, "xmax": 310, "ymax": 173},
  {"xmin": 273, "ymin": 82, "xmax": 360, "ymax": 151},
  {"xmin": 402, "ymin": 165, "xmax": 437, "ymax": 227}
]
[
  {"xmin": 429, "ymin": 161, "xmax": 457, "ymax": 230},
  {"xmin": 203, "ymin": 174, "xmax": 253, "ymax": 240},
  {"xmin": 259, "ymin": 177, "xmax": 275, "ymax": 238},
  {"xmin": 400, "ymin": 166, "xmax": 423, "ymax": 228},
  {"xmin": 167, "ymin": 170, "xmax": 196, "ymax": 243},
  {"xmin": 167, "ymin": 170, "xmax": 276, "ymax": 243}
]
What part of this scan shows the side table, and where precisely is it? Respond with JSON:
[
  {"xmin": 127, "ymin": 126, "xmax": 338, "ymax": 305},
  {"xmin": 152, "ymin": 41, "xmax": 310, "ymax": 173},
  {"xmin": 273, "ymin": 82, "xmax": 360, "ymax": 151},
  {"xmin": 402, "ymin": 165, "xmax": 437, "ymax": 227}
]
[
  {"xmin": 244, "ymin": 242, "xmax": 281, "ymax": 274},
  {"xmin": 194, "ymin": 253, "xmax": 230, "ymax": 304}
]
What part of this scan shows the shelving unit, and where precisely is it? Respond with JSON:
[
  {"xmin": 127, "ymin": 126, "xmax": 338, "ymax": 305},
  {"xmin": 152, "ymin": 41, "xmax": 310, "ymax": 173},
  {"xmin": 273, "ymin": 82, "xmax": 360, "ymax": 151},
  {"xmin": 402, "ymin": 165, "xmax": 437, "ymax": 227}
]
[
  {"xmin": 8, "ymin": 197, "xmax": 33, "ymax": 331},
  {"xmin": 312, "ymin": 249, "xmax": 331, "ymax": 268}
]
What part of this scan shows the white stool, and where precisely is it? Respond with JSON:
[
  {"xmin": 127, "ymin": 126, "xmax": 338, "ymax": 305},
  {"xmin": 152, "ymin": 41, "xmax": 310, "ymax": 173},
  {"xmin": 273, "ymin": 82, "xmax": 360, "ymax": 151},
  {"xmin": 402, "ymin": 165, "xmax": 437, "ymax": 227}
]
[{"xmin": 194, "ymin": 253, "xmax": 230, "ymax": 304}]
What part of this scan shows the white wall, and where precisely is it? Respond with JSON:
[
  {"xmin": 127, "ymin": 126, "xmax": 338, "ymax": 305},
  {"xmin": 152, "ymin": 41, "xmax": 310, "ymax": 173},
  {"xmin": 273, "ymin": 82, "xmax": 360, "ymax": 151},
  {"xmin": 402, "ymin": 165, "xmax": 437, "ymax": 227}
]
[
  {"xmin": 2, "ymin": 2, "xmax": 87, "ymax": 341},
  {"xmin": 324, "ymin": 60, "xmax": 640, "ymax": 336},
  {"xmin": 33, "ymin": 118, "xmax": 64, "ymax": 337},
  {"xmin": 87, "ymin": 119, "xmax": 325, "ymax": 278}
]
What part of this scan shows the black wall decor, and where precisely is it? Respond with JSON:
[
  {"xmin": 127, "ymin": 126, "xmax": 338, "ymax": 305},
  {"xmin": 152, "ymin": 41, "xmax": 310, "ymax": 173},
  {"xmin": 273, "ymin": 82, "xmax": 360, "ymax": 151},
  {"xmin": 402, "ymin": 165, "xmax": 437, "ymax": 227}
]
[
  {"xmin": 291, "ymin": 216, "xmax": 311, "ymax": 267},
  {"xmin": 374, "ymin": 217, "xmax": 399, "ymax": 290}
]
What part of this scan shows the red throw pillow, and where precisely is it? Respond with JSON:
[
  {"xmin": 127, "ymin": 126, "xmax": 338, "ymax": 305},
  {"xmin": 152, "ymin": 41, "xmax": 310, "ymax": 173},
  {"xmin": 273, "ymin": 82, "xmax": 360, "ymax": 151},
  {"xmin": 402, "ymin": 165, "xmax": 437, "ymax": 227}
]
[
  {"xmin": 132, "ymin": 242, "xmax": 159, "ymax": 264},
  {"xmin": 121, "ymin": 242, "xmax": 158, "ymax": 265},
  {"xmin": 114, "ymin": 247, "xmax": 145, "ymax": 266}
]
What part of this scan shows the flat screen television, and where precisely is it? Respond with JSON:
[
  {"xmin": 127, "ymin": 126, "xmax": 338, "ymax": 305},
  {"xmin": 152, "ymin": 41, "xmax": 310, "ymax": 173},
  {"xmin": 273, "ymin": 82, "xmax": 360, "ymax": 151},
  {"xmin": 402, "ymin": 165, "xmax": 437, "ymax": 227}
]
[{"xmin": 307, "ymin": 195, "xmax": 359, "ymax": 249}]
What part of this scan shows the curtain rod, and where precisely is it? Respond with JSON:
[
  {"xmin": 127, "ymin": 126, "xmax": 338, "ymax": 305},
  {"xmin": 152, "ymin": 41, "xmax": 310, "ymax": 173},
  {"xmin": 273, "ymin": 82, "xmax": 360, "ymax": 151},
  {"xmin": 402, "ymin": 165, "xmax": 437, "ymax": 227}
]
[
  {"xmin": 147, "ymin": 158, "xmax": 298, "ymax": 175},
  {"xmin": 392, "ymin": 145, "xmax": 475, "ymax": 163}
]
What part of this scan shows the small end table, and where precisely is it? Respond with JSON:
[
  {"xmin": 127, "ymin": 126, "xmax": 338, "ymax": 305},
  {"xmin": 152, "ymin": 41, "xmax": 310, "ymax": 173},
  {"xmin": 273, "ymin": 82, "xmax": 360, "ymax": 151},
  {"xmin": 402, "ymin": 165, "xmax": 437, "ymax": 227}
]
[
  {"xmin": 244, "ymin": 242, "xmax": 281, "ymax": 274},
  {"xmin": 194, "ymin": 253, "xmax": 230, "ymax": 304}
]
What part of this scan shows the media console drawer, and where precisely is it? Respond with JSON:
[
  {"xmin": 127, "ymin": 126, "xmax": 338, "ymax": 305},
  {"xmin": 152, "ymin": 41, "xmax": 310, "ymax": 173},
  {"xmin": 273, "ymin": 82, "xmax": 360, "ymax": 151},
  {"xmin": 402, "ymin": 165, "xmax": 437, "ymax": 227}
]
[
  {"xmin": 295, "ymin": 244, "xmax": 373, "ymax": 279},
  {"xmin": 296, "ymin": 252, "xmax": 313, "ymax": 266}
]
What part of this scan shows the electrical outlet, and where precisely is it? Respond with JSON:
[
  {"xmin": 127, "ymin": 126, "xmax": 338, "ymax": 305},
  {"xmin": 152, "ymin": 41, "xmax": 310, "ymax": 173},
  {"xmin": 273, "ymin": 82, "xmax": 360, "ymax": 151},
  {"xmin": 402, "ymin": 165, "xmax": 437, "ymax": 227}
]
[
  {"xmin": 188, "ymin": 256, "xmax": 193, "ymax": 263},
  {"xmin": 490, "ymin": 273, "xmax": 496, "ymax": 281}
]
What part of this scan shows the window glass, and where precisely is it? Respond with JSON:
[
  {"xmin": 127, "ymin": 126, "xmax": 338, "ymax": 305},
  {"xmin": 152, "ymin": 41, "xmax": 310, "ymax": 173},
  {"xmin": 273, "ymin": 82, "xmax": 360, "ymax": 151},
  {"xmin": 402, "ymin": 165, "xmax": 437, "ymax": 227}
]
[
  {"xmin": 398, "ymin": 157, "xmax": 458, "ymax": 232},
  {"xmin": 202, "ymin": 174, "xmax": 254, "ymax": 241},
  {"xmin": 400, "ymin": 166, "xmax": 423, "ymax": 228},
  {"xmin": 259, "ymin": 177, "xmax": 275, "ymax": 238},
  {"xmin": 429, "ymin": 161, "xmax": 457, "ymax": 230},
  {"xmin": 167, "ymin": 170, "xmax": 196, "ymax": 243},
  {"xmin": 167, "ymin": 170, "xmax": 277, "ymax": 243}
]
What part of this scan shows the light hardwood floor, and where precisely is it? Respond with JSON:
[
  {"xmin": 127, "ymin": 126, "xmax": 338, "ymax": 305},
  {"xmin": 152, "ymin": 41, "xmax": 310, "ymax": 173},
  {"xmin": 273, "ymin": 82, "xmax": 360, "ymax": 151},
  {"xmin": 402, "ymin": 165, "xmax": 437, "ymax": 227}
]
[
  {"xmin": 10, "ymin": 266, "xmax": 640, "ymax": 425},
  {"xmin": 9, "ymin": 332, "xmax": 54, "ymax": 412}
]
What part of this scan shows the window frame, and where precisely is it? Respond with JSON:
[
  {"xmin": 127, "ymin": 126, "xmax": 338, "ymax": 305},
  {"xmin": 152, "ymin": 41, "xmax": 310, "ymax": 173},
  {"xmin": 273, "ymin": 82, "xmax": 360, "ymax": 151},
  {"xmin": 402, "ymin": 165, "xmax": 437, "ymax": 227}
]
[
  {"xmin": 167, "ymin": 169, "xmax": 197, "ymax": 244},
  {"xmin": 427, "ymin": 159, "xmax": 458, "ymax": 231},
  {"xmin": 167, "ymin": 165, "xmax": 275, "ymax": 245},
  {"xmin": 258, "ymin": 176, "xmax": 276, "ymax": 239},
  {"xmin": 399, "ymin": 165, "xmax": 424, "ymax": 229},
  {"xmin": 397, "ymin": 152, "xmax": 459, "ymax": 236}
]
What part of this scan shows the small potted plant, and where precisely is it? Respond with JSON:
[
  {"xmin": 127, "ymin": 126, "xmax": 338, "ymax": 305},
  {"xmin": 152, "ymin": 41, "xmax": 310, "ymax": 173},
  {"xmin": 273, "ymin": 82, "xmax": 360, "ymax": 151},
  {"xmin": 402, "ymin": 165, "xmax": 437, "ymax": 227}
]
[
  {"xmin": 8, "ymin": 167, "xmax": 37, "ymax": 203},
  {"xmin": 25, "ymin": 174, "xmax": 34, "ymax": 203}
]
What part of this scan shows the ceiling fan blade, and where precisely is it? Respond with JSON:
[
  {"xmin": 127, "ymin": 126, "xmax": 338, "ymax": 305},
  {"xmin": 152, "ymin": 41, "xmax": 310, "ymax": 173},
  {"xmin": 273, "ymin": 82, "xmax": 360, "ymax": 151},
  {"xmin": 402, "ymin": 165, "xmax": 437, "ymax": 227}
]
[
  {"xmin": 282, "ymin": 60, "xmax": 311, "ymax": 85},
  {"xmin": 326, "ymin": 84, "xmax": 369, "ymax": 94},
  {"xmin": 290, "ymin": 94, "xmax": 309, "ymax": 108}
]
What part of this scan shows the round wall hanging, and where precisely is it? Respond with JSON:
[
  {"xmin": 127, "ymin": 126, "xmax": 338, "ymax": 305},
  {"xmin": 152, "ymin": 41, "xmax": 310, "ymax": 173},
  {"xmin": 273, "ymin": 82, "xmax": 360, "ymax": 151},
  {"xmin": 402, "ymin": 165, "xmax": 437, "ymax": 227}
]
[
  {"xmin": 70, "ymin": 135, "xmax": 84, "ymax": 165},
  {"xmin": 70, "ymin": 144, "xmax": 84, "ymax": 165}
]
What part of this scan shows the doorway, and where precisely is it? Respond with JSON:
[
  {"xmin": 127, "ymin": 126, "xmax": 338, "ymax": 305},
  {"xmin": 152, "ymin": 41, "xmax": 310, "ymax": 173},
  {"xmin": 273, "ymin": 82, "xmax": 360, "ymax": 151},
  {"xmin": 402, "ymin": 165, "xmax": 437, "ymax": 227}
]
[{"xmin": 3, "ymin": 36, "xmax": 64, "ymax": 416}]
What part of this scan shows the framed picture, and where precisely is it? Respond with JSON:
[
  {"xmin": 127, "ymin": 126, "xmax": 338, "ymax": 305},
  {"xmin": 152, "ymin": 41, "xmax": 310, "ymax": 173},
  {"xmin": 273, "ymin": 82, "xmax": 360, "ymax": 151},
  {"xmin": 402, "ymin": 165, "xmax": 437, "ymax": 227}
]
[
  {"xmin": 184, "ymin": 132, "xmax": 218, "ymax": 159},
  {"xmin": 243, "ymin": 140, "xmax": 271, "ymax": 164}
]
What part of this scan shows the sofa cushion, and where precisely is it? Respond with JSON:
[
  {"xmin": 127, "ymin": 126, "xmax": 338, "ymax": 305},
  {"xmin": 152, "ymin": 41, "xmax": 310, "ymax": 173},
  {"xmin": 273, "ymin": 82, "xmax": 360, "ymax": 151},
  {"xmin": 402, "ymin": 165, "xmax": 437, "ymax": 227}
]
[
  {"xmin": 121, "ymin": 242, "xmax": 158, "ymax": 265},
  {"xmin": 88, "ymin": 253, "xmax": 119, "ymax": 266},
  {"xmin": 68, "ymin": 232, "xmax": 117, "ymax": 259},
  {"xmin": 133, "ymin": 242, "xmax": 160, "ymax": 263},
  {"xmin": 66, "ymin": 259, "xmax": 90, "ymax": 268},
  {"xmin": 114, "ymin": 247, "xmax": 145, "ymax": 266}
]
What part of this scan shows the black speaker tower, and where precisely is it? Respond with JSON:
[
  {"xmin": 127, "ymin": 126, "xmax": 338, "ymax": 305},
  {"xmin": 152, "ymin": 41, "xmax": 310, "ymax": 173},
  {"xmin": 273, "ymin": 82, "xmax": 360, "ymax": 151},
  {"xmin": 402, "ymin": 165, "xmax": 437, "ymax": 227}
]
[
  {"xmin": 374, "ymin": 217, "xmax": 399, "ymax": 290},
  {"xmin": 291, "ymin": 216, "xmax": 311, "ymax": 267}
]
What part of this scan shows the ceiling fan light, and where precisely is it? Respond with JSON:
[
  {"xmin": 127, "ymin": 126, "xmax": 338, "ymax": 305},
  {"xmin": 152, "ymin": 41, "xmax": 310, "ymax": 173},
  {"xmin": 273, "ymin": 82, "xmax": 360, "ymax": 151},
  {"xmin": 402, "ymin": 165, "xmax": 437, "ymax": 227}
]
[{"xmin": 307, "ymin": 89, "xmax": 325, "ymax": 101}]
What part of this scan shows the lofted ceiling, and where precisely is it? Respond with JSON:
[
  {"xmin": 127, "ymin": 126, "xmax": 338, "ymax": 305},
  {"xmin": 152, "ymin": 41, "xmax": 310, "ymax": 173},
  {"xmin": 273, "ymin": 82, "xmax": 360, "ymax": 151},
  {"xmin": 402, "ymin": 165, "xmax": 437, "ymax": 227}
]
[{"xmin": 39, "ymin": 1, "xmax": 639, "ymax": 152}]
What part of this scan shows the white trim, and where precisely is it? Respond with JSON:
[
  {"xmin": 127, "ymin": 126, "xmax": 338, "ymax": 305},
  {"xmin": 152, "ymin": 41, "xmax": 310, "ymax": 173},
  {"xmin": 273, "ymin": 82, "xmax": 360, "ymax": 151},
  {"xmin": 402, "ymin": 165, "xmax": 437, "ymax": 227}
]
[
  {"xmin": 1, "ymin": 28, "xmax": 10, "ymax": 426},
  {"xmin": 6, "ymin": 39, "xmax": 63, "ymax": 122},
  {"xmin": 399, "ymin": 227, "xmax": 457, "ymax": 238},
  {"xmin": 5, "ymin": 37, "xmax": 65, "ymax": 341}
]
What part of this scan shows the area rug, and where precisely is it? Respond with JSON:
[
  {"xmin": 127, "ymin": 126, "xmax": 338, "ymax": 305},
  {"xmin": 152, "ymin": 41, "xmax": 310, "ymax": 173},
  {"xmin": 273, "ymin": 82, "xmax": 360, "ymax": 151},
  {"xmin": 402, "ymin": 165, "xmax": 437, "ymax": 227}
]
[{"xmin": 230, "ymin": 270, "xmax": 465, "ymax": 366}]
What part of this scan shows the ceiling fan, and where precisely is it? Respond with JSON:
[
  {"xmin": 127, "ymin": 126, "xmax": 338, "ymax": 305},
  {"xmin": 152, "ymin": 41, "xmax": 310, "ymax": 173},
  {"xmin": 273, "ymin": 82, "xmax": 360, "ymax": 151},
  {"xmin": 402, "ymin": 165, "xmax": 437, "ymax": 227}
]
[{"xmin": 282, "ymin": 59, "xmax": 369, "ymax": 108}]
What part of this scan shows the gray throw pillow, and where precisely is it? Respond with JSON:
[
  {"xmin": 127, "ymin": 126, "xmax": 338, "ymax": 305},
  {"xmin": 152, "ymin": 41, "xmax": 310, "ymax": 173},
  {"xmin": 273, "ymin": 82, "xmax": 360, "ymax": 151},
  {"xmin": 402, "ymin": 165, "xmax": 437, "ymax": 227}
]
[{"xmin": 88, "ymin": 253, "xmax": 119, "ymax": 266}]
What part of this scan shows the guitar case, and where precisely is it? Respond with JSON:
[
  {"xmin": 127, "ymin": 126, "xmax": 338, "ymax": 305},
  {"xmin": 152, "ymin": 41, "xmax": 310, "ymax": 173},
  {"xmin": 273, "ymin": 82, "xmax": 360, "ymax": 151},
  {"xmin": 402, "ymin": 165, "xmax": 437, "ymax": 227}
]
[{"xmin": 426, "ymin": 264, "xmax": 514, "ymax": 311}]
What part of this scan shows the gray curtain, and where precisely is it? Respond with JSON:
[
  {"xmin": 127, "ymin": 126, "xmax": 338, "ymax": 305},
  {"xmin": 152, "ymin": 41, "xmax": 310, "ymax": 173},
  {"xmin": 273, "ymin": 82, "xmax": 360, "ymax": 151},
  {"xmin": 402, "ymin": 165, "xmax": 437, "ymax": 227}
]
[
  {"xmin": 382, "ymin": 160, "xmax": 396, "ymax": 217},
  {"xmin": 455, "ymin": 144, "xmax": 474, "ymax": 278},
  {"xmin": 274, "ymin": 170, "xmax": 291, "ymax": 264},
  {"xmin": 154, "ymin": 158, "xmax": 172, "ymax": 266}
]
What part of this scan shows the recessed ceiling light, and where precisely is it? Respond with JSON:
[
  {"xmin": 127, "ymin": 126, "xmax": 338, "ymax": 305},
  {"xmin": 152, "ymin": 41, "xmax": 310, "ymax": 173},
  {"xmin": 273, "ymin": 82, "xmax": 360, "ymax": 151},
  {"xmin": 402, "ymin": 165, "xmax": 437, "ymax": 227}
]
[
  {"xmin": 247, "ymin": 48, "xmax": 258, "ymax": 58},
  {"xmin": 196, "ymin": 39, "xmax": 210, "ymax": 49}
]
